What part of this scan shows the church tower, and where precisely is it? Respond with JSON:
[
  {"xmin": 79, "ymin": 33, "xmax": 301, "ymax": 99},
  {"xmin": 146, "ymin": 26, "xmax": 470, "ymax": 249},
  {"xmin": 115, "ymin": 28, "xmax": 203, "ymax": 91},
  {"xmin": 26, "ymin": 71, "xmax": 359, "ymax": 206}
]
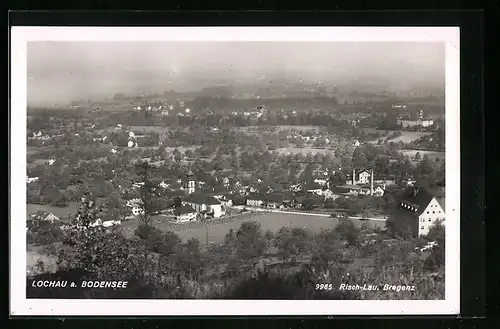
[{"xmin": 184, "ymin": 170, "xmax": 196, "ymax": 195}]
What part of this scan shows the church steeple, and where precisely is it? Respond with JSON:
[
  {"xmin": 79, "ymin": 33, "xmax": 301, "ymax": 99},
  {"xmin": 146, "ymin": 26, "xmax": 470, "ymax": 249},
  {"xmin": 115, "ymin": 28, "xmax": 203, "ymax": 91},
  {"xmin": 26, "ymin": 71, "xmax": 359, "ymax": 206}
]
[{"xmin": 184, "ymin": 170, "xmax": 196, "ymax": 195}]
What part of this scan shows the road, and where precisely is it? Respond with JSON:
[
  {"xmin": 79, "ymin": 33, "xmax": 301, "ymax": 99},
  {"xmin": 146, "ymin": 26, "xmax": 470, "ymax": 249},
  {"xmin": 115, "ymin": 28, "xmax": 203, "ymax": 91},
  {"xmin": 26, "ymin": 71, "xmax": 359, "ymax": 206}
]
[{"xmin": 235, "ymin": 206, "xmax": 387, "ymax": 222}]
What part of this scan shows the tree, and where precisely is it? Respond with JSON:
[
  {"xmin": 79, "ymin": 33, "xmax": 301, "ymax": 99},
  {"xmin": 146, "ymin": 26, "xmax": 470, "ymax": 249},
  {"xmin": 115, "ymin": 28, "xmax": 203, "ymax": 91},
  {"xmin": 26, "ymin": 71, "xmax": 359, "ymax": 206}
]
[
  {"xmin": 172, "ymin": 238, "xmax": 204, "ymax": 279},
  {"xmin": 352, "ymin": 148, "xmax": 368, "ymax": 168},
  {"xmin": 158, "ymin": 231, "xmax": 182, "ymax": 257},
  {"xmin": 311, "ymin": 229, "xmax": 343, "ymax": 272},
  {"xmin": 224, "ymin": 228, "xmax": 237, "ymax": 247},
  {"xmin": 58, "ymin": 194, "xmax": 151, "ymax": 282},
  {"xmin": 235, "ymin": 222, "xmax": 267, "ymax": 267},
  {"xmin": 173, "ymin": 196, "xmax": 182, "ymax": 208},
  {"xmin": 329, "ymin": 172, "xmax": 346, "ymax": 187},
  {"xmin": 135, "ymin": 161, "xmax": 158, "ymax": 227},
  {"xmin": 27, "ymin": 220, "xmax": 64, "ymax": 246},
  {"xmin": 275, "ymin": 227, "xmax": 311, "ymax": 263},
  {"xmin": 414, "ymin": 151, "xmax": 421, "ymax": 161},
  {"xmin": 334, "ymin": 219, "xmax": 360, "ymax": 246}
]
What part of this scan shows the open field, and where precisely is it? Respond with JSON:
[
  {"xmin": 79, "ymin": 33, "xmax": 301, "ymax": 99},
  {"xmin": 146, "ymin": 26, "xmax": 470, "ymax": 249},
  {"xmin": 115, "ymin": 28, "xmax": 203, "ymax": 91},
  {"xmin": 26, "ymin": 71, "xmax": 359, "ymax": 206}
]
[
  {"xmin": 366, "ymin": 130, "xmax": 432, "ymax": 144},
  {"xmin": 27, "ymin": 202, "xmax": 79, "ymax": 220},
  {"xmin": 121, "ymin": 212, "xmax": 385, "ymax": 245},
  {"xmin": 390, "ymin": 131, "xmax": 433, "ymax": 143},
  {"xmin": 400, "ymin": 149, "xmax": 445, "ymax": 161}
]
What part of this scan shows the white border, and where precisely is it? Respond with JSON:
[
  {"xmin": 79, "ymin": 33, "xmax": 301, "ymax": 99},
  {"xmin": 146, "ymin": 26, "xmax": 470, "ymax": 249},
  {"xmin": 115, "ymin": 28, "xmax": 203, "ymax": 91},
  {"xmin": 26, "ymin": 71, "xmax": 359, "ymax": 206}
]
[{"xmin": 10, "ymin": 27, "xmax": 460, "ymax": 316}]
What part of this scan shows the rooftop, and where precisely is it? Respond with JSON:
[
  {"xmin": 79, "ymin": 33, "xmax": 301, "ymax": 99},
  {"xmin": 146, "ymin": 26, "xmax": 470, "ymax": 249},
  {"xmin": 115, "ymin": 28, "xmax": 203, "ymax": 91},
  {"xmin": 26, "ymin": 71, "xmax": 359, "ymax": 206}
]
[
  {"xmin": 398, "ymin": 186, "xmax": 435, "ymax": 216},
  {"xmin": 174, "ymin": 205, "xmax": 196, "ymax": 215},
  {"xmin": 184, "ymin": 192, "xmax": 221, "ymax": 205}
]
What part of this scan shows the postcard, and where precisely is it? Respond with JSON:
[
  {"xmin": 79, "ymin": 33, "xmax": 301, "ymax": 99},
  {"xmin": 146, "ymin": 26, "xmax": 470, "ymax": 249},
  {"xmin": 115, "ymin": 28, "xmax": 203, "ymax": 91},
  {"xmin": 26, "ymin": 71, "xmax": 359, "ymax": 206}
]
[{"xmin": 10, "ymin": 26, "xmax": 460, "ymax": 316}]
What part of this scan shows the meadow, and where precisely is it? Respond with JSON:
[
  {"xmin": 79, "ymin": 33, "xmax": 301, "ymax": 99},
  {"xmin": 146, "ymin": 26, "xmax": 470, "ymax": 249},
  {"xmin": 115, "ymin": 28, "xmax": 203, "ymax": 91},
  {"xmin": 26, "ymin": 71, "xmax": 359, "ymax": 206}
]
[
  {"xmin": 366, "ymin": 130, "xmax": 432, "ymax": 144},
  {"xmin": 27, "ymin": 202, "xmax": 79, "ymax": 220},
  {"xmin": 390, "ymin": 131, "xmax": 433, "ymax": 143},
  {"xmin": 400, "ymin": 149, "xmax": 445, "ymax": 161}
]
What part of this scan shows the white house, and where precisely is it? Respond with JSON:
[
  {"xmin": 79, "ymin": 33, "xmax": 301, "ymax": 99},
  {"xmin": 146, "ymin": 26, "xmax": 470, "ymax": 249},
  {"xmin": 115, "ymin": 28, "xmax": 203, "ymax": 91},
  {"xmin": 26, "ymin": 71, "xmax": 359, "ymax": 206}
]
[
  {"xmin": 396, "ymin": 187, "xmax": 446, "ymax": 237},
  {"xmin": 246, "ymin": 194, "xmax": 265, "ymax": 207},
  {"xmin": 357, "ymin": 170, "xmax": 371, "ymax": 185},
  {"xmin": 26, "ymin": 176, "xmax": 39, "ymax": 184},
  {"xmin": 313, "ymin": 178, "xmax": 328, "ymax": 186},
  {"xmin": 372, "ymin": 186, "xmax": 385, "ymax": 197},
  {"xmin": 102, "ymin": 220, "xmax": 121, "ymax": 227},
  {"xmin": 307, "ymin": 188, "xmax": 324, "ymax": 196}
]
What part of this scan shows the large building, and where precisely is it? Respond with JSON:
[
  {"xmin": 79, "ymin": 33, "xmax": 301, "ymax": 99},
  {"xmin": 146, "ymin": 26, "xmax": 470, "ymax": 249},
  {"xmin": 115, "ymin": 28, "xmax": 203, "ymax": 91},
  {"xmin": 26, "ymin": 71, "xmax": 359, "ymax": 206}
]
[
  {"xmin": 183, "ymin": 193, "xmax": 225, "ymax": 218},
  {"xmin": 397, "ymin": 109, "xmax": 434, "ymax": 128},
  {"xmin": 394, "ymin": 186, "xmax": 446, "ymax": 237}
]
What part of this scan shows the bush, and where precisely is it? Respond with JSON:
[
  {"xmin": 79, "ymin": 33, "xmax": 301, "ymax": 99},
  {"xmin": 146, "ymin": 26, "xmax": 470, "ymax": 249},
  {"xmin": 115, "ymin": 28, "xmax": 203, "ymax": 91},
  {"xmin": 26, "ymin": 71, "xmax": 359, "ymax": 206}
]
[{"xmin": 335, "ymin": 219, "xmax": 361, "ymax": 246}]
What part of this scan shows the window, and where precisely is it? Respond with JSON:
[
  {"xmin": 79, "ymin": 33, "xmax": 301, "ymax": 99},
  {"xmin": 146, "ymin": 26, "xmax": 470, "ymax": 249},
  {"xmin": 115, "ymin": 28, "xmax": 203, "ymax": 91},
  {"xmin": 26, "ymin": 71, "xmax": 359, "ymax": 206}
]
[
  {"xmin": 421, "ymin": 226, "xmax": 424, "ymax": 230},
  {"xmin": 433, "ymin": 211, "xmax": 435, "ymax": 214},
  {"xmin": 427, "ymin": 211, "xmax": 429, "ymax": 214}
]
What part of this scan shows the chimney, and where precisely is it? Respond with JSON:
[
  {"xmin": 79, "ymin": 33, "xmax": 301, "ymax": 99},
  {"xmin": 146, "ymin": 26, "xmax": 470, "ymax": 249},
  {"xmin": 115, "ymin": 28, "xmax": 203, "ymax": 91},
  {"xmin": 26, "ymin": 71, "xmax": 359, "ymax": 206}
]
[
  {"xmin": 370, "ymin": 169, "xmax": 374, "ymax": 195},
  {"xmin": 352, "ymin": 168, "xmax": 356, "ymax": 185}
]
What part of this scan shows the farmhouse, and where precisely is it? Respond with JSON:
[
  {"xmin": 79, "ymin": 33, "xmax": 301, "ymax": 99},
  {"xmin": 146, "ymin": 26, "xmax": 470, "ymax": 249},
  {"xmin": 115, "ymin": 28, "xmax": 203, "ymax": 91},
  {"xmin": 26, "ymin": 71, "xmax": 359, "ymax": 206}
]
[{"xmin": 393, "ymin": 186, "xmax": 446, "ymax": 237}]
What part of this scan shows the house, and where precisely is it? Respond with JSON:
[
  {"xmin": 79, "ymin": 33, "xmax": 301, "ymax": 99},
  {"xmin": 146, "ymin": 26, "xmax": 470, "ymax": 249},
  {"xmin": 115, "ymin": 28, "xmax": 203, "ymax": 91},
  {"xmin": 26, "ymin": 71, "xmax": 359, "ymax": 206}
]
[
  {"xmin": 26, "ymin": 176, "xmax": 39, "ymax": 184},
  {"xmin": 29, "ymin": 210, "xmax": 59, "ymax": 223},
  {"xmin": 126, "ymin": 199, "xmax": 144, "ymax": 217},
  {"xmin": 103, "ymin": 220, "xmax": 121, "ymax": 227},
  {"xmin": 357, "ymin": 170, "xmax": 371, "ymax": 185},
  {"xmin": 265, "ymin": 193, "xmax": 287, "ymax": 209},
  {"xmin": 213, "ymin": 194, "xmax": 233, "ymax": 207},
  {"xmin": 173, "ymin": 205, "xmax": 197, "ymax": 222},
  {"xmin": 246, "ymin": 193, "xmax": 266, "ymax": 207},
  {"xmin": 372, "ymin": 186, "xmax": 385, "ymax": 197},
  {"xmin": 393, "ymin": 186, "xmax": 446, "ymax": 237},
  {"xmin": 184, "ymin": 193, "xmax": 225, "ymax": 218},
  {"xmin": 313, "ymin": 178, "xmax": 328, "ymax": 186}
]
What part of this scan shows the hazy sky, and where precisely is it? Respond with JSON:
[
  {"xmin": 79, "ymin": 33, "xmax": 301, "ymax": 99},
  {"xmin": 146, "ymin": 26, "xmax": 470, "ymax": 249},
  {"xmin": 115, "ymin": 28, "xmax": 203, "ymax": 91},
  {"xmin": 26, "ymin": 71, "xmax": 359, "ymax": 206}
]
[{"xmin": 27, "ymin": 42, "xmax": 445, "ymax": 106}]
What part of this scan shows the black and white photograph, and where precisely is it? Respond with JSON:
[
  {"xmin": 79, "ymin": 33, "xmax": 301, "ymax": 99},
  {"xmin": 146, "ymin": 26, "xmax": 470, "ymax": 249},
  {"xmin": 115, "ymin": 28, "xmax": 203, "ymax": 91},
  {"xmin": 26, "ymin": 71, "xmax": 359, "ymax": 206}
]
[{"xmin": 10, "ymin": 27, "xmax": 460, "ymax": 316}]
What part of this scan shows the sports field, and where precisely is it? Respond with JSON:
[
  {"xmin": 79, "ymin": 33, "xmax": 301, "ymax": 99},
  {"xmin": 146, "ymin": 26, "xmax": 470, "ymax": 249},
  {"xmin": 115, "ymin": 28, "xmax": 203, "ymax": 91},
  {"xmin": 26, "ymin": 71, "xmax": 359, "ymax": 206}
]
[{"xmin": 174, "ymin": 212, "xmax": 385, "ymax": 245}]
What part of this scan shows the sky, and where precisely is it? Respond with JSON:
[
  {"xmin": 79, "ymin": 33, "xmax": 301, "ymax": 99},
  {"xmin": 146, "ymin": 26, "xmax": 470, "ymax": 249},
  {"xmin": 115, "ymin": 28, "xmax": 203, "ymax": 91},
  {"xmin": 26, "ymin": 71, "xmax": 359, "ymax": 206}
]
[{"xmin": 27, "ymin": 41, "xmax": 445, "ymax": 106}]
